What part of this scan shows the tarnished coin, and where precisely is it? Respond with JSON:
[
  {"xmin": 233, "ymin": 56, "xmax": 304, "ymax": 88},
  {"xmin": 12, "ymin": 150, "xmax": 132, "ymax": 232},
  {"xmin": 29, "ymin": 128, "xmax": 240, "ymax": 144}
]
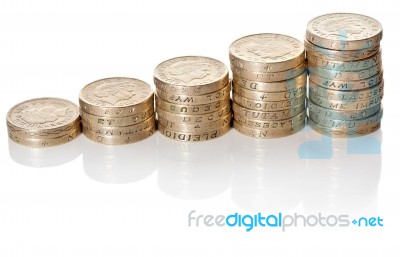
[
  {"xmin": 233, "ymin": 119, "xmax": 305, "ymax": 139},
  {"xmin": 308, "ymin": 118, "xmax": 380, "ymax": 137},
  {"xmin": 306, "ymin": 51, "xmax": 382, "ymax": 71},
  {"xmin": 306, "ymin": 13, "xmax": 383, "ymax": 51},
  {"xmin": 229, "ymin": 33, "xmax": 305, "ymax": 72},
  {"xmin": 156, "ymin": 104, "xmax": 231, "ymax": 124},
  {"xmin": 232, "ymin": 101, "xmax": 305, "ymax": 121},
  {"xmin": 80, "ymin": 108, "xmax": 154, "ymax": 127},
  {"xmin": 233, "ymin": 72, "xmax": 307, "ymax": 92},
  {"xmin": 308, "ymin": 99, "xmax": 381, "ymax": 120},
  {"xmin": 155, "ymin": 95, "xmax": 230, "ymax": 115},
  {"xmin": 233, "ymin": 82, "xmax": 306, "ymax": 101},
  {"xmin": 309, "ymin": 81, "xmax": 384, "ymax": 101},
  {"xmin": 7, "ymin": 97, "xmax": 80, "ymax": 144},
  {"xmin": 82, "ymin": 125, "xmax": 155, "ymax": 145},
  {"xmin": 233, "ymin": 92, "xmax": 305, "ymax": 111},
  {"xmin": 304, "ymin": 40, "xmax": 380, "ymax": 61},
  {"xmin": 309, "ymin": 71, "xmax": 383, "ymax": 91},
  {"xmin": 156, "ymin": 83, "xmax": 230, "ymax": 105},
  {"xmin": 309, "ymin": 93, "xmax": 382, "ymax": 110},
  {"xmin": 231, "ymin": 62, "xmax": 306, "ymax": 82},
  {"xmin": 309, "ymin": 62, "xmax": 382, "ymax": 81},
  {"xmin": 309, "ymin": 108, "xmax": 382, "ymax": 128},
  {"xmin": 79, "ymin": 77, "xmax": 154, "ymax": 117},
  {"xmin": 154, "ymin": 56, "xmax": 229, "ymax": 95},
  {"xmin": 158, "ymin": 122, "xmax": 230, "ymax": 142},
  {"xmin": 234, "ymin": 110, "xmax": 306, "ymax": 130}
]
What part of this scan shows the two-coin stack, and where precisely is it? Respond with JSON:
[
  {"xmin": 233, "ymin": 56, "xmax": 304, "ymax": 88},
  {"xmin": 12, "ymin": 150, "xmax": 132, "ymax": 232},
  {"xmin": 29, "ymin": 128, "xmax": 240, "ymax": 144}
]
[
  {"xmin": 305, "ymin": 13, "xmax": 383, "ymax": 137},
  {"xmin": 154, "ymin": 56, "xmax": 231, "ymax": 142},
  {"xmin": 79, "ymin": 77, "xmax": 156, "ymax": 145},
  {"xmin": 229, "ymin": 33, "xmax": 307, "ymax": 138},
  {"xmin": 7, "ymin": 98, "xmax": 81, "ymax": 147}
]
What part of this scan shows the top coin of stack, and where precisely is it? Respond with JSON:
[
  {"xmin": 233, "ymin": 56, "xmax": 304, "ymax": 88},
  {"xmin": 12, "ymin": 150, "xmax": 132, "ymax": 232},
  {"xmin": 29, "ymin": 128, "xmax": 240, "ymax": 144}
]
[
  {"xmin": 305, "ymin": 13, "xmax": 383, "ymax": 137},
  {"xmin": 6, "ymin": 97, "xmax": 81, "ymax": 147},
  {"xmin": 154, "ymin": 56, "xmax": 231, "ymax": 142},
  {"xmin": 229, "ymin": 33, "xmax": 307, "ymax": 139},
  {"xmin": 79, "ymin": 77, "xmax": 156, "ymax": 144}
]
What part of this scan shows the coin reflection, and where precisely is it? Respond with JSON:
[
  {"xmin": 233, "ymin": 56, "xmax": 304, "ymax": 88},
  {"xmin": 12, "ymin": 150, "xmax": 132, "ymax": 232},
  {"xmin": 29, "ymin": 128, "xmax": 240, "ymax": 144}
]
[
  {"xmin": 82, "ymin": 134, "xmax": 156, "ymax": 184},
  {"xmin": 157, "ymin": 131, "xmax": 232, "ymax": 199}
]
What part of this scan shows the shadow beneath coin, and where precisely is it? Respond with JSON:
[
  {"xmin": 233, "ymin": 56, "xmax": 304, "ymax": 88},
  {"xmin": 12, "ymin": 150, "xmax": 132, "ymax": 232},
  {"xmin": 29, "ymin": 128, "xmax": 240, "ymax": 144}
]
[
  {"xmin": 82, "ymin": 134, "xmax": 157, "ymax": 184},
  {"xmin": 8, "ymin": 136, "xmax": 83, "ymax": 168},
  {"xmin": 230, "ymin": 129, "xmax": 306, "ymax": 212},
  {"xmin": 157, "ymin": 131, "xmax": 232, "ymax": 200}
]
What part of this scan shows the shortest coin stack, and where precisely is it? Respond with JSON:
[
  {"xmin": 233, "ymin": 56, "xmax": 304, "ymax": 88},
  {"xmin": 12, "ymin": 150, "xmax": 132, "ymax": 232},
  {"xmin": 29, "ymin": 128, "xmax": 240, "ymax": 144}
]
[
  {"xmin": 79, "ymin": 77, "xmax": 155, "ymax": 145},
  {"xmin": 7, "ymin": 97, "xmax": 81, "ymax": 147},
  {"xmin": 154, "ymin": 56, "xmax": 231, "ymax": 142},
  {"xmin": 229, "ymin": 33, "xmax": 307, "ymax": 139}
]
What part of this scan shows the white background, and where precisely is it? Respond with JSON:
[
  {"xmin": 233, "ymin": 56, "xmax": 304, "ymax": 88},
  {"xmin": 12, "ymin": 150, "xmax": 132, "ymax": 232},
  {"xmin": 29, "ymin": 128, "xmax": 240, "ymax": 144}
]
[{"xmin": 0, "ymin": 0, "xmax": 399, "ymax": 256}]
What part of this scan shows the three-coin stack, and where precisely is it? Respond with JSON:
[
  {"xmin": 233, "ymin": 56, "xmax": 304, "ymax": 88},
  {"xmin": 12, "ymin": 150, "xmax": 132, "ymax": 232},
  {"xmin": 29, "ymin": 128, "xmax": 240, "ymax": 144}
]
[
  {"xmin": 305, "ymin": 13, "xmax": 383, "ymax": 137},
  {"xmin": 229, "ymin": 33, "xmax": 307, "ymax": 138},
  {"xmin": 79, "ymin": 77, "xmax": 155, "ymax": 144},
  {"xmin": 154, "ymin": 56, "xmax": 231, "ymax": 142},
  {"xmin": 7, "ymin": 98, "xmax": 81, "ymax": 147}
]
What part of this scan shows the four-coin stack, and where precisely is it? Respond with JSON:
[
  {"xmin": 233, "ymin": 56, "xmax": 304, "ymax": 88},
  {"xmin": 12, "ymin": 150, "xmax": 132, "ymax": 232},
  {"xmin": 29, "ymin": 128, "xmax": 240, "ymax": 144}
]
[
  {"xmin": 154, "ymin": 56, "xmax": 231, "ymax": 142},
  {"xmin": 229, "ymin": 33, "xmax": 307, "ymax": 138},
  {"xmin": 7, "ymin": 98, "xmax": 81, "ymax": 147},
  {"xmin": 305, "ymin": 13, "xmax": 383, "ymax": 137},
  {"xmin": 79, "ymin": 77, "xmax": 156, "ymax": 144}
]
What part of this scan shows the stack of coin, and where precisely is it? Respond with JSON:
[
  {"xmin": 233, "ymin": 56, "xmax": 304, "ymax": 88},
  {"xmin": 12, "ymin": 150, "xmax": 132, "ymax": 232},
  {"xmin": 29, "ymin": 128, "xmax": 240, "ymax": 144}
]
[
  {"xmin": 305, "ymin": 13, "xmax": 383, "ymax": 137},
  {"xmin": 154, "ymin": 56, "xmax": 231, "ymax": 142},
  {"xmin": 229, "ymin": 33, "xmax": 307, "ymax": 138},
  {"xmin": 79, "ymin": 77, "xmax": 155, "ymax": 145},
  {"xmin": 6, "ymin": 97, "xmax": 81, "ymax": 147}
]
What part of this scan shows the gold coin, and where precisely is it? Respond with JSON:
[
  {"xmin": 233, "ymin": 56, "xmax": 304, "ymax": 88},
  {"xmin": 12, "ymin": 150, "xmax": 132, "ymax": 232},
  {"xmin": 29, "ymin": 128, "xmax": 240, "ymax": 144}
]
[
  {"xmin": 309, "ymin": 92, "xmax": 382, "ymax": 110},
  {"xmin": 80, "ymin": 108, "xmax": 154, "ymax": 126},
  {"xmin": 156, "ymin": 83, "xmax": 230, "ymax": 105},
  {"xmin": 154, "ymin": 56, "xmax": 229, "ymax": 95},
  {"xmin": 81, "ymin": 114, "xmax": 155, "ymax": 136},
  {"xmin": 158, "ymin": 112, "xmax": 231, "ymax": 133},
  {"xmin": 309, "ymin": 81, "xmax": 383, "ymax": 101},
  {"xmin": 306, "ymin": 51, "xmax": 382, "ymax": 71},
  {"xmin": 232, "ymin": 101, "xmax": 305, "ymax": 121},
  {"xmin": 8, "ymin": 127, "xmax": 81, "ymax": 148},
  {"xmin": 304, "ymin": 40, "xmax": 380, "ymax": 61},
  {"xmin": 231, "ymin": 62, "xmax": 306, "ymax": 82},
  {"xmin": 79, "ymin": 77, "xmax": 154, "ymax": 117},
  {"xmin": 309, "ymin": 71, "xmax": 383, "ymax": 91},
  {"xmin": 156, "ymin": 103, "xmax": 230, "ymax": 124},
  {"xmin": 233, "ymin": 92, "xmax": 305, "ymax": 111},
  {"xmin": 229, "ymin": 33, "xmax": 305, "ymax": 72},
  {"xmin": 82, "ymin": 125, "xmax": 155, "ymax": 145},
  {"xmin": 232, "ymin": 82, "xmax": 305, "ymax": 101},
  {"xmin": 158, "ymin": 122, "xmax": 230, "ymax": 142},
  {"xmin": 233, "ymin": 119, "xmax": 305, "ymax": 139},
  {"xmin": 155, "ymin": 94, "xmax": 230, "ymax": 115},
  {"xmin": 306, "ymin": 13, "xmax": 383, "ymax": 51},
  {"xmin": 309, "ymin": 108, "xmax": 382, "ymax": 128},
  {"xmin": 232, "ymin": 72, "xmax": 306, "ymax": 92},
  {"xmin": 309, "ymin": 62, "xmax": 382, "ymax": 81},
  {"xmin": 234, "ymin": 110, "xmax": 306, "ymax": 130},
  {"xmin": 308, "ymin": 118, "xmax": 380, "ymax": 137}
]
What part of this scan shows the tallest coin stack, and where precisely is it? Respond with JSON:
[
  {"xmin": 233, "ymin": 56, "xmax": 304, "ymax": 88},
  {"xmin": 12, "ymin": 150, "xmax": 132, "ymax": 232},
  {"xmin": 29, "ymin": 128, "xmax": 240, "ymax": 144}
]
[{"xmin": 305, "ymin": 13, "xmax": 384, "ymax": 137}]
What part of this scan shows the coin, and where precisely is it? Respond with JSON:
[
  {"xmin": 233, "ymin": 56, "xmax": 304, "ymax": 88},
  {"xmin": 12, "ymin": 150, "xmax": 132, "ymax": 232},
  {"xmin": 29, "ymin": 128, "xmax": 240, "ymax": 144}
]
[
  {"xmin": 231, "ymin": 62, "xmax": 306, "ymax": 82},
  {"xmin": 80, "ymin": 108, "xmax": 154, "ymax": 126},
  {"xmin": 82, "ymin": 125, "xmax": 155, "ymax": 145},
  {"xmin": 309, "ymin": 108, "xmax": 382, "ymax": 128},
  {"xmin": 155, "ymin": 95, "xmax": 230, "ymax": 115},
  {"xmin": 309, "ymin": 62, "xmax": 382, "ymax": 81},
  {"xmin": 308, "ymin": 118, "xmax": 380, "ymax": 137},
  {"xmin": 309, "ymin": 93, "xmax": 382, "ymax": 110},
  {"xmin": 154, "ymin": 56, "xmax": 229, "ymax": 95},
  {"xmin": 233, "ymin": 119, "xmax": 305, "ymax": 139},
  {"xmin": 232, "ymin": 101, "xmax": 305, "ymax": 121},
  {"xmin": 229, "ymin": 33, "xmax": 305, "ymax": 72},
  {"xmin": 306, "ymin": 13, "xmax": 383, "ymax": 51},
  {"xmin": 233, "ymin": 82, "xmax": 306, "ymax": 101},
  {"xmin": 234, "ymin": 110, "xmax": 306, "ymax": 129},
  {"xmin": 158, "ymin": 122, "xmax": 231, "ymax": 142},
  {"xmin": 156, "ymin": 104, "xmax": 230, "ymax": 124},
  {"xmin": 306, "ymin": 51, "xmax": 382, "ymax": 71},
  {"xmin": 79, "ymin": 77, "xmax": 154, "ymax": 117},
  {"xmin": 233, "ymin": 93, "xmax": 305, "ymax": 111},
  {"xmin": 233, "ymin": 72, "xmax": 307, "ymax": 92},
  {"xmin": 155, "ymin": 83, "xmax": 230, "ymax": 105}
]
